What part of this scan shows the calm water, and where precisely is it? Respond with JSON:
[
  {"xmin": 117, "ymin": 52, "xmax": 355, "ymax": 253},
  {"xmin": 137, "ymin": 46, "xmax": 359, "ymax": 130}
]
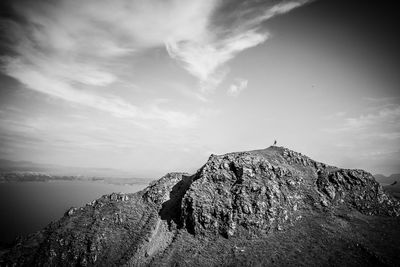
[{"xmin": 0, "ymin": 180, "xmax": 148, "ymax": 246}]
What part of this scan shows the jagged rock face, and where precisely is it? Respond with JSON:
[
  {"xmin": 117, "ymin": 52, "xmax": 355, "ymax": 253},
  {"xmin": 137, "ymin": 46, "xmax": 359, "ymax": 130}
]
[
  {"xmin": 316, "ymin": 169, "xmax": 399, "ymax": 216},
  {"xmin": 143, "ymin": 172, "xmax": 189, "ymax": 207},
  {"xmin": 181, "ymin": 152, "xmax": 304, "ymax": 237},
  {"xmin": 181, "ymin": 147, "xmax": 400, "ymax": 237}
]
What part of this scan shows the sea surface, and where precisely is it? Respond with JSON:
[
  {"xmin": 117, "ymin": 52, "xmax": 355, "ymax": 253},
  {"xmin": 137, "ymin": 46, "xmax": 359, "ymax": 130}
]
[{"xmin": 0, "ymin": 180, "xmax": 149, "ymax": 246}]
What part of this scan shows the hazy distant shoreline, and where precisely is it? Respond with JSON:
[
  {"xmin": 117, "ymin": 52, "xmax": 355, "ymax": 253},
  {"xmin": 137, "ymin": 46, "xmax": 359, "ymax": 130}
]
[{"xmin": 0, "ymin": 172, "xmax": 153, "ymax": 185}]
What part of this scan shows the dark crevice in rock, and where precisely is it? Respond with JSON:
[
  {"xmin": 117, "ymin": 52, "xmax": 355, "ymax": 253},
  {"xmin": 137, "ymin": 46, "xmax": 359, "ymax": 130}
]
[
  {"xmin": 159, "ymin": 174, "xmax": 195, "ymax": 229},
  {"xmin": 229, "ymin": 162, "xmax": 243, "ymax": 181},
  {"xmin": 182, "ymin": 198, "xmax": 196, "ymax": 235}
]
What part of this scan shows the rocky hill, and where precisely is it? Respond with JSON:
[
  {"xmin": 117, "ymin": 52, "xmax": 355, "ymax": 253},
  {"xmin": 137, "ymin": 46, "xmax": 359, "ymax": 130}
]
[{"xmin": 1, "ymin": 146, "xmax": 400, "ymax": 266}]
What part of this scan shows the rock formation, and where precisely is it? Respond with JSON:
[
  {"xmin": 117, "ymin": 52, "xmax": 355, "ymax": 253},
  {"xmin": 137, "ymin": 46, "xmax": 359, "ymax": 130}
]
[
  {"xmin": 1, "ymin": 146, "xmax": 400, "ymax": 266},
  {"xmin": 180, "ymin": 148, "xmax": 398, "ymax": 238}
]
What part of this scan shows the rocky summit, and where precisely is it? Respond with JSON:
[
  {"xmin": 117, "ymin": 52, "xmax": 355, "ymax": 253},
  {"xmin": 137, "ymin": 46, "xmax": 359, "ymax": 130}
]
[{"xmin": 1, "ymin": 146, "xmax": 400, "ymax": 266}]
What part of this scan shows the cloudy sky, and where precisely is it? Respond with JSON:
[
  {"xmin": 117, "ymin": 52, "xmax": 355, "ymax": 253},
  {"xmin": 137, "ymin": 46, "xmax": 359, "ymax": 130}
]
[{"xmin": 0, "ymin": 0, "xmax": 399, "ymax": 177}]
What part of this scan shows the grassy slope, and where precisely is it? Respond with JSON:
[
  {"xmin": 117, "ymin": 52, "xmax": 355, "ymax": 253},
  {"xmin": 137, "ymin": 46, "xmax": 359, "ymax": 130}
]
[
  {"xmin": 1, "ymin": 191, "xmax": 160, "ymax": 266},
  {"xmin": 152, "ymin": 209, "xmax": 400, "ymax": 266}
]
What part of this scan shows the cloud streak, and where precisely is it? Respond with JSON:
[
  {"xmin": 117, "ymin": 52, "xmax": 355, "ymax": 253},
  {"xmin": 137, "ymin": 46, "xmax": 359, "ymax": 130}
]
[
  {"xmin": 166, "ymin": 30, "xmax": 267, "ymax": 92},
  {"xmin": 1, "ymin": 0, "xmax": 212, "ymax": 127},
  {"xmin": 344, "ymin": 106, "xmax": 400, "ymax": 131},
  {"xmin": 227, "ymin": 78, "xmax": 248, "ymax": 97},
  {"xmin": 0, "ymin": 0, "xmax": 310, "ymax": 123},
  {"xmin": 3, "ymin": 56, "xmax": 197, "ymax": 128},
  {"xmin": 166, "ymin": 0, "xmax": 310, "ymax": 91},
  {"xmin": 325, "ymin": 103, "xmax": 400, "ymax": 143}
]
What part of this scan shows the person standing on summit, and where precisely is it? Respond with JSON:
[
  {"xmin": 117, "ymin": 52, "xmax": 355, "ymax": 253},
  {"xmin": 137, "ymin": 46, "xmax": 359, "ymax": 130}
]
[{"xmin": 273, "ymin": 140, "xmax": 277, "ymax": 146}]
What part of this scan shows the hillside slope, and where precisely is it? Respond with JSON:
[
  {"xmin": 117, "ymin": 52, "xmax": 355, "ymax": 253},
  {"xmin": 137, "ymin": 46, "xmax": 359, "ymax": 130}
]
[{"xmin": 1, "ymin": 146, "xmax": 400, "ymax": 266}]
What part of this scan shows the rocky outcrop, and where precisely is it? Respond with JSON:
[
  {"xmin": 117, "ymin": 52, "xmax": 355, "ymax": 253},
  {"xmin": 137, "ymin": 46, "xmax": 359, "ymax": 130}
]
[
  {"xmin": 316, "ymin": 168, "xmax": 399, "ymax": 216},
  {"xmin": 1, "ymin": 146, "xmax": 400, "ymax": 266},
  {"xmin": 180, "ymin": 147, "xmax": 400, "ymax": 237},
  {"xmin": 143, "ymin": 172, "xmax": 189, "ymax": 207}
]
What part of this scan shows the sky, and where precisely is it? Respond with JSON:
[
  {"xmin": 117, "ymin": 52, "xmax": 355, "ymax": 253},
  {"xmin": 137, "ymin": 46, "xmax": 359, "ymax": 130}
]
[{"xmin": 0, "ymin": 0, "xmax": 399, "ymax": 178}]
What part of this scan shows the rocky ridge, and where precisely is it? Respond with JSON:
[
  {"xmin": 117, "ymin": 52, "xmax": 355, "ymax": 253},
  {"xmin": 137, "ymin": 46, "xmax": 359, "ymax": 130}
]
[
  {"xmin": 1, "ymin": 146, "xmax": 400, "ymax": 266},
  {"xmin": 180, "ymin": 148, "xmax": 398, "ymax": 238}
]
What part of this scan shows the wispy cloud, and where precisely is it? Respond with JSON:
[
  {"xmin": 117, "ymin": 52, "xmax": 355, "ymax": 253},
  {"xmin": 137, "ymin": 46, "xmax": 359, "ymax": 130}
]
[
  {"xmin": 324, "ymin": 101, "xmax": 400, "ymax": 150},
  {"xmin": 166, "ymin": 0, "xmax": 310, "ymax": 91},
  {"xmin": 166, "ymin": 30, "xmax": 267, "ymax": 92},
  {"xmin": 321, "ymin": 101, "xmax": 400, "ymax": 174},
  {"xmin": 167, "ymin": 82, "xmax": 209, "ymax": 102},
  {"xmin": 325, "ymin": 104, "xmax": 400, "ymax": 139},
  {"xmin": 0, "ymin": 0, "xmax": 310, "ymax": 124},
  {"xmin": 1, "ymin": 0, "xmax": 214, "ymax": 128},
  {"xmin": 3, "ymin": 57, "xmax": 197, "ymax": 128},
  {"xmin": 227, "ymin": 78, "xmax": 248, "ymax": 97},
  {"xmin": 343, "ymin": 106, "xmax": 400, "ymax": 132}
]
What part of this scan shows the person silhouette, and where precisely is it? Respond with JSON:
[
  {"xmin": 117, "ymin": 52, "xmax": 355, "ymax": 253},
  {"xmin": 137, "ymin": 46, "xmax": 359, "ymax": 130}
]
[{"xmin": 273, "ymin": 140, "xmax": 277, "ymax": 146}]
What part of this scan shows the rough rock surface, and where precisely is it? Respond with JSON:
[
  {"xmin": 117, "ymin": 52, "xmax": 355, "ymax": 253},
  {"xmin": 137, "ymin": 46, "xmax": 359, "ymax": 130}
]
[
  {"xmin": 181, "ymin": 148, "xmax": 399, "ymax": 237},
  {"xmin": 1, "ymin": 146, "xmax": 400, "ymax": 266}
]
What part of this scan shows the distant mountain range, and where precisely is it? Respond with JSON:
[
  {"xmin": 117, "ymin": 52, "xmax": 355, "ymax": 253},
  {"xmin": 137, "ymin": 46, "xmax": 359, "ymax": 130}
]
[
  {"xmin": 375, "ymin": 174, "xmax": 400, "ymax": 200},
  {"xmin": 0, "ymin": 159, "xmax": 152, "ymax": 184},
  {"xmin": 0, "ymin": 159, "xmax": 141, "ymax": 178},
  {"xmin": 374, "ymin": 173, "xmax": 400, "ymax": 185}
]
